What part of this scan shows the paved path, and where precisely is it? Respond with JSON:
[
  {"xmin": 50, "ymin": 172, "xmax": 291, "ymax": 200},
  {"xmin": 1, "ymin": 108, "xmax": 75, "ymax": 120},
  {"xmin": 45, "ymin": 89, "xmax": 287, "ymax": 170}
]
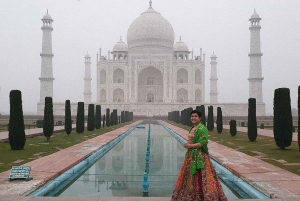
[
  {"xmin": 223, "ymin": 125, "xmax": 299, "ymax": 142},
  {"xmin": 0, "ymin": 121, "xmax": 299, "ymax": 201},
  {"xmin": 0, "ymin": 125, "xmax": 76, "ymax": 143}
]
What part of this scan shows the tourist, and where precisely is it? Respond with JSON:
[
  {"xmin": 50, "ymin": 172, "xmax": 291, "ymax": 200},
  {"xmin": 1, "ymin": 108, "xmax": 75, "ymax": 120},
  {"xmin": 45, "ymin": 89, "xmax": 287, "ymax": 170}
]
[{"xmin": 171, "ymin": 110, "xmax": 228, "ymax": 201}]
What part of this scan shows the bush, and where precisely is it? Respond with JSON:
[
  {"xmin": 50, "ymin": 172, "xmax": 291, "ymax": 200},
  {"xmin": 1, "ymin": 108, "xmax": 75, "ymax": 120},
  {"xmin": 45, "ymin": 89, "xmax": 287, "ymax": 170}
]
[
  {"xmin": 207, "ymin": 106, "xmax": 214, "ymax": 131},
  {"xmin": 95, "ymin": 105, "xmax": 101, "ymax": 129},
  {"xmin": 76, "ymin": 102, "xmax": 85, "ymax": 133},
  {"xmin": 36, "ymin": 119, "xmax": 43, "ymax": 128},
  {"xmin": 260, "ymin": 123, "xmax": 265, "ymax": 129},
  {"xmin": 216, "ymin": 107, "xmax": 223, "ymax": 134},
  {"xmin": 8, "ymin": 90, "xmax": 26, "ymax": 150},
  {"xmin": 241, "ymin": 122, "xmax": 245, "ymax": 127},
  {"xmin": 248, "ymin": 98, "xmax": 257, "ymax": 142},
  {"xmin": 274, "ymin": 88, "xmax": 293, "ymax": 150},
  {"xmin": 65, "ymin": 100, "xmax": 72, "ymax": 135},
  {"xmin": 87, "ymin": 104, "xmax": 95, "ymax": 131},
  {"xmin": 43, "ymin": 97, "xmax": 54, "ymax": 142},
  {"xmin": 106, "ymin": 109, "xmax": 111, "ymax": 127},
  {"xmin": 230, "ymin": 120, "xmax": 237, "ymax": 137}
]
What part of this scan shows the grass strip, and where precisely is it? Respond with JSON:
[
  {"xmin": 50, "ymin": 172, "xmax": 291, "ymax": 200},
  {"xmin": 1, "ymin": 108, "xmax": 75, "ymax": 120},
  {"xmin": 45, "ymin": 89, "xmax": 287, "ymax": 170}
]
[
  {"xmin": 167, "ymin": 121, "xmax": 300, "ymax": 176},
  {"xmin": 0, "ymin": 122, "xmax": 133, "ymax": 173}
]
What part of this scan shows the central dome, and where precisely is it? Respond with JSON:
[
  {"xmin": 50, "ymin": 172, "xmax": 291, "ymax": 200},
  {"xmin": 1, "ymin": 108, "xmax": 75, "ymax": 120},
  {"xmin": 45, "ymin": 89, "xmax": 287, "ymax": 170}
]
[{"xmin": 127, "ymin": 6, "xmax": 175, "ymax": 50}]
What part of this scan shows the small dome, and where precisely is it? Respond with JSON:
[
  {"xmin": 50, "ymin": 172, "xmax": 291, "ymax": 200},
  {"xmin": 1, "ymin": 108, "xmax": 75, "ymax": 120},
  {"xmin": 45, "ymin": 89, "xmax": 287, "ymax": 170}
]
[
  {"xmin": 173, "ymin": 38, "xmax": 189, "ymax": 52},
  {"xmin": 113, "ymin": 38, "xmax": 128, "ymax": 52},
  {"xmin": 42, "ymin": 12, "xmax": 53, "ymax": 21},
  {"xmin": 251, "ymin": 9, "xmax": 260, "ymax": 19},
  {"xmin": 211, "ymin": 52, "xmax": 217, "ymax": 58},
  {"xmin": 85, "ymin": 52, "xmax": 91, "ymax": 58}
]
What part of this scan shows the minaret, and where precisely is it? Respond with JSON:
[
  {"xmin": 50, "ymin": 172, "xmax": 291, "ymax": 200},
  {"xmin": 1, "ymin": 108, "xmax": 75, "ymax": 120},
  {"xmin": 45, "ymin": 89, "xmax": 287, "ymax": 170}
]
[
  {"xmin": 84, "ymin": 53, "xmax": 92, "ymax": 103},
  {"xmin": 210, "ymin": 52, "xmax": 218, "ymax": 104},
  {"xmin": 248, "ymin": 9, "xmax": 263, "ymax": 103},
  {"xmin": 39, "ymin": 10, "xmax": 54, "ymax": 103}
]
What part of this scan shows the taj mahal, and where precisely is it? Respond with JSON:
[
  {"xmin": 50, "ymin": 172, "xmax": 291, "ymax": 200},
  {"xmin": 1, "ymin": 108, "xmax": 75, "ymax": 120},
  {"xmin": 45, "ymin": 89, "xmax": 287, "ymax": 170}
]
[{"xmin": 37, "ymin": 1, "xmax": 265, "ymax": 116}]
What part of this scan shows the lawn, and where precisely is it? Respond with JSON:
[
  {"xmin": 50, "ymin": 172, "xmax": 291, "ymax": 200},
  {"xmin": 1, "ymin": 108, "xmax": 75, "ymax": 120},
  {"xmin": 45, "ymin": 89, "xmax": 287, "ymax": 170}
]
[
  {"xmin": 0, "ymin": 122, "xmax": 133, "ymax": 173},
  {"xmin": 167, "ymin": 121, "xmax": 300, "ymax": 176}
]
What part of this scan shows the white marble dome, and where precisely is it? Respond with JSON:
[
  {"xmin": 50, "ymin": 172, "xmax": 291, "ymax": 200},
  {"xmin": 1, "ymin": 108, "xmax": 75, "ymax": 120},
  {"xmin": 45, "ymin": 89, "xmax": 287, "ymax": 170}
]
[
  {"xmin": 173, "ymin": 40, "xmax": 189, "ymax": 52},
  {"xmin": 127, "ymin": 6, "xmax": 175, "ymax": 49},
  {"xmin": 42, "ymin": 13, "xmax": 53, "ymax": 21},
  {"xmin": 113, "ymin": 39, "xmax": 128, "ymax": 52},
  {"xmin": 251, "ymin": 10, "xmax": 260, "ymax": 19}
]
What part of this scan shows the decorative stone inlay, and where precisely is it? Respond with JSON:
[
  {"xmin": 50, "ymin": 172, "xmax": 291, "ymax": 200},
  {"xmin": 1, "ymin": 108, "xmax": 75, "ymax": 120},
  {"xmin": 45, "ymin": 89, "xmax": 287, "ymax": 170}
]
[{"xmin": 137, "ymin": 61, "xmax": 164, "ymax": 75}]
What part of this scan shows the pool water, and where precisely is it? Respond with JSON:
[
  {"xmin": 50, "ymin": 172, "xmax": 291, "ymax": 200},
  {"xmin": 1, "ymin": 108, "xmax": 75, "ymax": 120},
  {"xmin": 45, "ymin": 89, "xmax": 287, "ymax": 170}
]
[{"xmin": 58, "ymin": 124, "xmax": 239, "ymax": 198}]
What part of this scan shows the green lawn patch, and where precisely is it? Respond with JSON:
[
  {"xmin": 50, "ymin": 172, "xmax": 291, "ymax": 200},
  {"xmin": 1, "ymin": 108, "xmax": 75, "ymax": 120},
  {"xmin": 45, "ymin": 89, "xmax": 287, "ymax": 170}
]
[
  {"xmin": 167, "ymin": 121, "xmax": 300, "ymax": 176},
  {"xmin": 0, "ymin": 122, "xmax": 133, "ymax": 173}
]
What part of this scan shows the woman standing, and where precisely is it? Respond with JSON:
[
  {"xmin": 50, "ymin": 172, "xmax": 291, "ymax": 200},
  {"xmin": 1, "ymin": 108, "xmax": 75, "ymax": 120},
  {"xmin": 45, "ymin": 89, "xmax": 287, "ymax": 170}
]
[{"xmin": 171, "ymin": 110, "xmax": 228, "ymax": 201}]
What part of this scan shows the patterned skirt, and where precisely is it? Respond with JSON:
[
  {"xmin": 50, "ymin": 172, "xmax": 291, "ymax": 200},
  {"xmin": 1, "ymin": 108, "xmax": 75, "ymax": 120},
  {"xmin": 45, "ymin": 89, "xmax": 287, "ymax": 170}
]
[{"xmin": 171, "ymin": 151, "xmax": 228, "ymax": 201}]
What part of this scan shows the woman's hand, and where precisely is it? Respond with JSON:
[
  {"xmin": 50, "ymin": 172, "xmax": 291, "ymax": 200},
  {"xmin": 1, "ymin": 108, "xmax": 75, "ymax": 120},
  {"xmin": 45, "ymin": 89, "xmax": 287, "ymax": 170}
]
[{"xmin": 183, "ymin": 143, "xmax": 192, "ymax": 149}]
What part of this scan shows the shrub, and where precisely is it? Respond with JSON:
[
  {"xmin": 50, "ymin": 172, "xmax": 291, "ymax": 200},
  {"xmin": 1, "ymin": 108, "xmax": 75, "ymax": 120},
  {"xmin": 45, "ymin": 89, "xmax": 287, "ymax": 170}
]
[
  {"xmin": 230, "ymin": 120, "xmax": 237, "ymax": 137},
  {"xmin": 43, "ymin": 97, "xmax": 54, "ymax": 141},
  {"xmin": 65, "ymin": 100, "xmax": 72, "ymax": 135},
  {"xmin": 8, "ymin": 90, "xmax": 26, "ymax": 150},
  {"xmin": 95, "ymin": 105, "xmax": 101, "ymax": 129},
  {"xmin": 76, "ymin": 102, "xmax": 85, "ymax": 133},
  {"xmin": 106, "ymin": 109, "xmax": 111, "ymax": 127},
  {"xmin": 87, "ymin": 104, "xmax": 95, "ymax": 131},
  {"xmin": 248, "ymin": 98, "xmax": 257, "ymax": 142},
  {"xmin": 241, "ymin": 122, "xmax": 245, "ymax": 127},
  {"xmin": 273, "ymin": 88, "xmax": 293, "ymax": 150},
  {"xmin": 260, "ymin": 123, "xmax": 264, "ymax": 129},
  {"xmin": 216, "ymin": 107, "xmax": 223, "ymax": 133},
  {"xmin": 207, "ymin": 106, "xmax": 214, "ymax": 131},
  {"xmin": 36, "ymin": 119, "xmax": 43, "ymax": 128}
]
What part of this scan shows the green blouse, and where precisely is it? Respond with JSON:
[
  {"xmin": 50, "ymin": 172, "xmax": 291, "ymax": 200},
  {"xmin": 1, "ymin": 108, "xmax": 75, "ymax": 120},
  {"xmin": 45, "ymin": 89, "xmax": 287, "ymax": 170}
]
[{"xmin": 189, "ymin": 122, "xmax": 209, "ymax": 174}]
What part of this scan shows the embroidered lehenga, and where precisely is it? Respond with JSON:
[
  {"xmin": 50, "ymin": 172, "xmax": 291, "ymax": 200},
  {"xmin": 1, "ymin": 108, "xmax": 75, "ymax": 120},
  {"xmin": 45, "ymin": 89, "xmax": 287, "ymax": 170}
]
[{"xmin": 171, "ymin": 122, "xmax": 228, "ymax": 201}]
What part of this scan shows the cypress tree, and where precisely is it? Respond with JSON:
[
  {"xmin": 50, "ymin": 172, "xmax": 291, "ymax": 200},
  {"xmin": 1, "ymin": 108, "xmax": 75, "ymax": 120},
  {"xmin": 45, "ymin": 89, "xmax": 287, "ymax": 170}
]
[
  {"xmin": 186, "ymin": 107, "xmax": 193, "ymax": 127},
  {"xmin": 8, "ymin": 90, "xmax": 26, "ymax": 150},
  {"xmin": 113, "ymin": 109, "xmax": 117, "ymax": 125},
  {"xmin": 230, "ymin": 120, "xmax": 237, "ymax": 137},
  {"xmin": 125, "ymin": 111, "xmax": 129, "ymax": 122},
  {"xmin": 76, "ymin": 102, "xmax": 85, "ymax": 133},
  {"xmin": 110, "ymin": 112, "xmax": 113, "ymax": 126},
  {"xmin": 87, "ymin": 104, "xmax": 95, "ymax": 131},
  {"xmin": 65, "ymin": 100, "xmax": 72, "ymax": 135},
  {"xmin": 106, "ymin": 109, "xmax": 111, "ymax": 126},
  {"xmin": 95, "ymin": 105, "xmax": 101, "ymax": 129},
  {"xmin": 207, "ymin": 106, "xmax": 214, "ymax": 131},
  {"xmin": 274, "ymin": 88, "xmax": 293, "ymax": 150},
  {"xmin": 43, "ymin": 97, "xmax": 54, "ymax": 141},
  {"xmin": 298, "ymin": 86, "xmax": 300, "ymax": 151},
  {"xmin": 216, "ymin": 107, "xmax": 223, "ymax": 134},
  {"xmin": 248, "ymin": 98, "xmax": 257, "ymax": 142},
  {"xmin": 103, "ymin": 114, "xmax": 105, "ymax": 128},
  {"xmin": 200, "ymin": 105, "xmax": 206, "ymax": 126}
]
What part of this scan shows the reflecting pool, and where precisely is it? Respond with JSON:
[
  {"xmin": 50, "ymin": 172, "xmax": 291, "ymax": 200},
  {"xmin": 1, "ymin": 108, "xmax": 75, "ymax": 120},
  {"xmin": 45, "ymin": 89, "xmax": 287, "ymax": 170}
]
[{"xmin": 58, "ymin": 124, "xmax": 239, "ymax": 198}]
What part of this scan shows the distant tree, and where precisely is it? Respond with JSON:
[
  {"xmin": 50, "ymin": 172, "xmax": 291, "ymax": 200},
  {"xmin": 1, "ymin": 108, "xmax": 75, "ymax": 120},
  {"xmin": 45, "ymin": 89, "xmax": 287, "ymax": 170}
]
[
  {"xmin": 274, "ymin": 88, "xmax": 293, "ymax": 150},
  {"xmin": 95, "ymin": 105, "xmax": 101, "ymax": 129},
  {"xmin": 186, "ymin": 107, "xmax": 193, "ymax": 127},
  {"xmin": 76, "ymin": 102, "xmax": 85, "ymax": 133},
  {"xmin": 43, "ymin": 97, "xmax": 54, "ymax": 141},
  {"xmin": 65, "ymin": 100, "xmax": 72, "ymax": 135},
  {"xmin": 207, "ymin": 106, "xmax": 214, "ymax": 131},
  {"xmin": 200, "ymin": 105, "xmax": 206, "ymax": 126},
  {"xmin": 260, "ymin": 123, "xmax": 264, "ymax": 129},
  {"xmin": 125, "ymin": 111, "xmax": 129, "ymax": 122},
  {"xmin": 103, "ymin": 114, "xmax": 106, "ymax": 128},
  {"xmin": 248, "ymin": 98, "xmax": 257, "ymax": 142},
  {"xmin": 121, "ymin": 111, "xmax": 125, "ymax": 123},
  {"xmin": 298, "ymin": 86, "xmax": 300, "ymax": 151},
  {"xmin": 8, "ymin": 90, "xmax": 26, "ymax": 150},
  {"xmin": 112, "ymin": 109, "xmax": 118, "ymax": 126},
  {"xmin": 106, "ymin": 109, "xmax": 111, "ymax": 127},
  {"xmin": 87, "ymin": 104, "xmax": 95, "ymax": 131},
  {"xmin": 110, "ymin": 112, "xmax": 113, "ymax": 126},
  {"xmin": 216, "ymin": 107, "xmax": 223, "ymax": 134},
  {"xmin": 230, "ymin": 120, "xmax": 237, "ymax": 137}
]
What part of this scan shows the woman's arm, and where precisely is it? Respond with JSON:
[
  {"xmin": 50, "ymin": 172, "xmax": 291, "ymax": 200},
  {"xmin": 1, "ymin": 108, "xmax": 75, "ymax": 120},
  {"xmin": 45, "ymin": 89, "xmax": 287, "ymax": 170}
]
[{"xmin": 184, "ymin": 142, "xmax": 201, "ymax": 149}]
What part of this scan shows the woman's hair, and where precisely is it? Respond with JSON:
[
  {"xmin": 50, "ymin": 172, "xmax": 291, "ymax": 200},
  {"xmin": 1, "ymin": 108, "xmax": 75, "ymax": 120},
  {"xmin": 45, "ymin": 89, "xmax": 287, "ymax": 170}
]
[{"xmin": 190, "ymin": 110, "xmax": 202, "ymax": 117}]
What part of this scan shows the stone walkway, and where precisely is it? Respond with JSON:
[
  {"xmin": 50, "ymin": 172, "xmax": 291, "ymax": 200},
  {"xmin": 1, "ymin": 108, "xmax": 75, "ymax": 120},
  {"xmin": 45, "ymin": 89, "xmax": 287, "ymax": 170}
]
[{"xmin": 0, "ymin": 122, "xmax": 299, "ymax": 201}]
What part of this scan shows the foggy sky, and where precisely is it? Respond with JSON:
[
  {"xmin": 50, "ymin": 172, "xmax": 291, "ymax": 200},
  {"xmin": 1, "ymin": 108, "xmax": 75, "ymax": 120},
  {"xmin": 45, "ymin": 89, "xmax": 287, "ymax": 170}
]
[{"xmin": 0, "ymin": 0, "xmax": 299, "ymax": 115}]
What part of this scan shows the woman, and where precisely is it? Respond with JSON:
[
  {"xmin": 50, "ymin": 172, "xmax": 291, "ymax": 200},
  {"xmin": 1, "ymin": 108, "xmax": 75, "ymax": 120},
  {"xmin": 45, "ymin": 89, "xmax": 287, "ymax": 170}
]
[{"xmin": 171, "ymin": 110, "xmax": 228, "ymax": 201}]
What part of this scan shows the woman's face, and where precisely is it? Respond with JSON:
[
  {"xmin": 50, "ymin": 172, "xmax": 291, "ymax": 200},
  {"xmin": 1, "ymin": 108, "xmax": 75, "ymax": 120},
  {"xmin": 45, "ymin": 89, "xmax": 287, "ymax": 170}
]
[{"xmin": 190, "ymin": 113, "xmax": 201, "ymax": 124}]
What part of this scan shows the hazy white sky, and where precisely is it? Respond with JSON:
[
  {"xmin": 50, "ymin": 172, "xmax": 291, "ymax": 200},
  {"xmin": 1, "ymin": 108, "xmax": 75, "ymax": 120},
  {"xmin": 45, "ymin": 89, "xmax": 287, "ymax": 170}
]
[{"xmin": 0, "ymin": 0, "xmax": 299, "ymax": 115}]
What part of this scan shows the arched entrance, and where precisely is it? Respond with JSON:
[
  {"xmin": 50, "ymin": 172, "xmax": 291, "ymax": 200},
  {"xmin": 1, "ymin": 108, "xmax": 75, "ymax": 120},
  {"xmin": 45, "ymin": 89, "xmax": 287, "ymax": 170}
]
[{"xmin": 138, "ymin": 66, "xmax": 163, "ymax": 102}]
